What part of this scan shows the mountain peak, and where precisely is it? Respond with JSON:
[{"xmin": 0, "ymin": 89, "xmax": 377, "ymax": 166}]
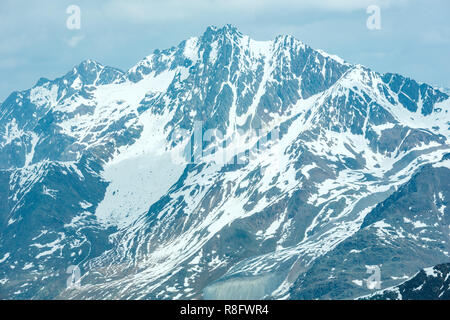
[
  {"xmin": 202, "ymin": 24, "xmax": 243, "ymax": 41},
  {"xmin": 71, "ymin": 59, "xmax": 108, "ymax": 78},
  {"xmin": 63, "ymin": 59, "xmax": 124, "ymax": 87},
  {"xmin": 205, "ymin": 24, "xmax": 240, "ymax": 34},
  {"xmin": 75, "ymin": 59, "xmax": 104, "ymax": 70}
]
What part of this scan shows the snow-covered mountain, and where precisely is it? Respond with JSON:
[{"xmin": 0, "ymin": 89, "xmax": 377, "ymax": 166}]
[
  {"xmin": 0, "ymin": 25, "xmax": 449, "ymax": 300},
  {"xmin": 362, "ymin": 263, "xmax": 450, "ymax": 300}
]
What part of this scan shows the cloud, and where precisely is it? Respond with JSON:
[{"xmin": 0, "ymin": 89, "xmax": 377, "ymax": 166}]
[
  {"xmin": 66, "ymin": 35, "xmax": 86, "ymax": 47},
  {"xmin": 419, "ymin": 28, "xmax": 450, "ymax": 45},
  {"xmin": 101, "ymin": 0, "xmax": 410, "ymax": 23},
  {"xmin": 0, "ymin": 57, "xmax": 27, "ymax": 70}
]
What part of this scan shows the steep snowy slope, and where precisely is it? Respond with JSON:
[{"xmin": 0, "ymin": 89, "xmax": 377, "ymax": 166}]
[{"xmin": 0, "ymin": 25, "xmax": 449, "ymax": 300}]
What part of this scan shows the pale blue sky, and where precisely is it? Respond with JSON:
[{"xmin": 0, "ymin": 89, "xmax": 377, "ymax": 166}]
[{"xmin": 1, "ymin": 0, "xmax": 449, "ymax": 102}]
